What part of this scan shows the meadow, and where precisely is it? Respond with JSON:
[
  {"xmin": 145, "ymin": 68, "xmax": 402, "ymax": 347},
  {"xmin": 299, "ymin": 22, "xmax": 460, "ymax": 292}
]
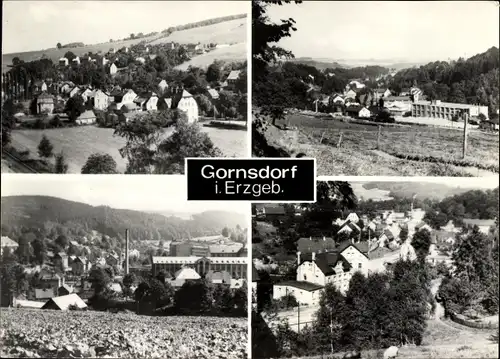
[
  {"xmin": 0, "ymin": 308, "xmax": 247, "ymax": 358},
  {"xmin": 175, "ymin": 43, "xmax": 247, "ymax": 70},
  {"xmin": 266, "ymin": 113, "xmax": 499, "ymax": 177},
  {"xmin": 10, "ymin": 124, "xmax": 247, "ymax": 174},
  {"xmin": 2, "ymin": 18, "xmax": 247, "ymax": 73}
]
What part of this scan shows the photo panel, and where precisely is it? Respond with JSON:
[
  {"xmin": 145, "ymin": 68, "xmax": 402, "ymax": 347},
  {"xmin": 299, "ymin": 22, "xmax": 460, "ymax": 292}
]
[
  {"xmin": 252, "ymin": 0, "xmax": 499, "ymax": 177},
  {"xmin": 2, "ymin": 0, "xmax": 250, "ymax": 175},
  {"xmin": 251, "ymin": 177, "xmax": 499, "ymax": 359},
  {"xmin": 0, "ymin": 174, "xmax": 250, "ymax": 358}
]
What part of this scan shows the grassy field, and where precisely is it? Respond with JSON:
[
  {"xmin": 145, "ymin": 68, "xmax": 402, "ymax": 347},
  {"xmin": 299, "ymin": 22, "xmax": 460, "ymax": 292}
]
[
  {"xmin": 10, "ymin": 124, "xmax": 247, "ymax": 174},
  {"xmin": 151, "ymin": 18, "xmax": 246, "ymax": 46},
  {"xmin": 2, "ymin": 18, "xmax": 246, "ymax": 73},
  {"xmin": 264, "ymin": 113, "xmax": 499, "ymax": 176},
  {"xmin": 290, "ymin": 319, "xmax": 498, "ymax": 359},
  {"xmin": 0, "ymin": 308, "xmax": 247, "ymax": 358},
  {"xmin": 175, "ymin": 43, "xmax": 247, "ymax": 70}
]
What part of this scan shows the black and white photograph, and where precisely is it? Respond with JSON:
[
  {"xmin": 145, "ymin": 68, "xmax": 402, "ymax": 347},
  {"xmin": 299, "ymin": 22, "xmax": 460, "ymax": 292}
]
[
  {"xmin": 2, "ymin": 0, "xmax": 249, "ymax": 174},
  {"xmin": 0, "ymin": 175, "xmax": 249, "ymax": 358},
  {"xmin": 252, "ymin": 179, "xmax": 499, "ymax": 359},
  {"xmin": 252, "ymin": 0, "xmax": 499, "ymax": 177}
]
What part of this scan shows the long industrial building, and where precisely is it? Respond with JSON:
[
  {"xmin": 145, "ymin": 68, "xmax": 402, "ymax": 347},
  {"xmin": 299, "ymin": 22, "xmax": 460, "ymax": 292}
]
[
  {"xmin": 152, "ymin": 256, "xmax": 247, "ymax": 279},
  {"xmin": 411, "ymin": 100, "xmax": 488, "ymax": 120}
]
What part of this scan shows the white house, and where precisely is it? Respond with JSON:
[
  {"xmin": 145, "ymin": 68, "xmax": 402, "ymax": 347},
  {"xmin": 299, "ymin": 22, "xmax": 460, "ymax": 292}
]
[
  {"xmin": 463, "ymin": 219, "xmax": 495, "ymax": 235},
  {"xmin": 1, "ymin": 236, "xmax": 19, "ymax": 255},
  {"xmin": 177, "ymin": 89, "xmax": 199, "ymax": 123},
  {"xmin": 72, "ymin": 56, "xmax": 81, "ymax": 65},
  {"xmin": 348, "ymin": 80, "xmax": 365, "ymax": 89},
  {"xmin": 121, "ymin": 89, "xmax": 138, "ymax": 104},
  {"xmin": 399, "ymin": 241, "xmax": 417, "ymax": 261},
  {"xmin": 41, "ymin": 82, "xmax": 48, "ymax": 92},
  {"xmin": 69, "ymin": 87, "xmax": 81, "ymax": 98},
  {"xmin": 93, "ymin": 90, "xmax": 110, "ymax": 110},
  {"xmin": 59, "ymin": 58, "xmax": 69, "ymax": 66},
  {"xmin": 134, "ymin": 93, "xmax": 159, "ymax": 111},
  {"xmin": 158, "ymin": 80, "xmax": 168, "ymax": 93},
  {"xmin": 109, "ymin": 63, "xmax": 118, "ymax": 75},
  {"xmin": 135, "ymin": 57, "xmax": 146, "ymax": 64},
  {"xmin": 273, "ymin": 281, "xmax": 323, "ymax": 306},
  {"xmin": 359, "ymin": 107, "xmax": 371, "ymax": 118},
  {"xmin": 344, "ymin": 89, "xmax": 357, "ymax": 99},
  {"xmin": 81, "ymin": 88, "xmax": 95, "ymax": 103},
  {"xmin": 75, "ymin": 110, "xmax": 97, "ymax": 125}
]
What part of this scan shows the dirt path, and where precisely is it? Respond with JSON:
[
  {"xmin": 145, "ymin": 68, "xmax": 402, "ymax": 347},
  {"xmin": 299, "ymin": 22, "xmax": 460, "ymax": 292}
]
[{"xmin": 370, "ymin": 149, "xmax": 499, "ymax": 177}]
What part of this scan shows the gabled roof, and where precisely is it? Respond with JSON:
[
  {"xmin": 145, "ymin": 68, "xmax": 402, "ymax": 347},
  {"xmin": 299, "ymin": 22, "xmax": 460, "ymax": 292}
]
[
  {"xmin": 275, "ymin": 280, "xmax": 324, "ymax": 292},
  {"xmin": 297, "ymin": 237, "xmax": 336, "ymax": 254},
  {"xmin": 300, "ymin": 252, "xmax": 351, "ymax": 275},
  {"xmin": 55, "ymin": 252, "xmax": 68, "ymax": 259},
  {"xmin": 42, "ymin": 293, "xmax": 87, "ymax": 310},
  {"xmin": 209, "ymin": 243, "xmax": 243, "ymax": 254},
  {"xmin": 58, "ymin": 284, "xmax": 74, "ymax": 293},
  {"xmin": 181, "ymin": 89, "xmax": 192, "ymax": 98},
  {"xmin": 1, "ymin": 236, "xmax": 19, "ymax": 247},
  {"xmin": 174, "ymin": 267, "xmax": 201, "ymax": 280},
  {"xmin": 227, "ymin": 70, "xmax": 241, "ymax": 80},
  {"xmin": 207, "ymin": 88, "xmax": 219, "ymax": 99}
]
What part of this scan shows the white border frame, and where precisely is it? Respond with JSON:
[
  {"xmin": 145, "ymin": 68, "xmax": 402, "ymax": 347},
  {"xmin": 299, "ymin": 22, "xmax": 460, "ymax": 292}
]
[{"xmin": 184, "ymin": 157, "xmax": 318, "ymax": 203}]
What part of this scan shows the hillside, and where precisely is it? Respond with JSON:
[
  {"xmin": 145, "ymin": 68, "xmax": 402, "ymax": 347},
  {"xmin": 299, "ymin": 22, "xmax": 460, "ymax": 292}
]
[
  {"xmin": 2, "ymin": 14, "xmax": 247, "ymax": 73},
  {"xmin": 390, "ymin": 47, "xmax": 500, "ymax": 115},
  {"xmin": 286, "ymin": 57, "xmax": 345, "ymax": 70},
  {"xmin": 0, "ymin": 196, "xmax": 246, "ymax": 242},
  {"xmin": 175, "ymin": 42, "xmax": 246, "ymax": 70},
  {"xmin": 361, "ymin": 182, "xmax": 483, "ymax": 200}
]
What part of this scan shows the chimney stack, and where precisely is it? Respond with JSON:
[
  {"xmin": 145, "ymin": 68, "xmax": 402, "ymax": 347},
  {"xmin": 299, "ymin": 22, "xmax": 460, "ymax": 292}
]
[
  {"xmin": 312, "ymin": 252, "xmax": 316, "ymax": 261},
  {"xmin": 297, "ymin": 251, "xmax": 301, "ymax": 265},
  {"xmin": 125, "ymin": 229, "xmax": 130, "ymax": 275}
]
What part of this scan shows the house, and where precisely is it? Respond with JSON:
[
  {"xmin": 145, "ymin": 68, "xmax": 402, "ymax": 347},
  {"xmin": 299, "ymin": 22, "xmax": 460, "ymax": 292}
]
[
  {"xmin": 344, "ymin": 89, "xmax": 357, "ymax": 99},
  {"xmin": 273, "ymin": 280, "xmax": 324, "ymax": 306},
  {"xmin": 35, "ymin": 288, "xmax": 56, "ymax": 300},
  {"xmin": 207, "ymin": 88, "xmax": 219, "ymax": 100},
  {"xmin": 158, "ymin": 80, "xmax": 168, "ymax": 94},
  {"xmin": 378, "ymin": 228, "xmax": 395, "ymax": 247},
  {"xmin": 93, "ymin": 90, "xmax": 110, "ymax": 110},
  {"xmin": 225, "ymin": 70, "xmax": 241, "ymax": 89},
  {"xmin": 120, "ymin": 89, "xmax": 138, "ymax": 104},
  {"xmin": 72, "ymin": 57, "xmax": 81, "ymax": 66},
  {"xmin": 59, "ymin": 57, "xmax": 69, "ymax": 66},
  {"xmin": 463, "ymin": 219, "xmax": 496, "ymax": 235},
  {"xmin": 133, "ymin": 92, "xmax": 159, "ymax": 111},
  {"xmin": 57, "ymin": 284, "xmax": 74, "ymax": 296},
  {"xmin": 330, "ymin": 94, "xmax": 345, "ymax": 105},
  {"xmin": 12, "ymin": 298, "xmax": 45, "ymax": 309},
  {"xmin": 75, "ymin": 110, "xmax": 96, "ymax": 125},
  {"xmin": 135, "ymin": 57, "xmax": 146, "ymax": 64},
  {"xmin": 109, "ymin": 63, "xmax": 118, "ymax": 75},
  {"xmin": 255, "ymin": 204, "xmax": 286, "ymax": 220},
  {"xmin": 81, "ymin": 88, "xmax": 95, "ymax": 103},
  {"xmin": 205, "ymin": 270, "xmax": 232, "ymax": 285},
  {"xmin": 36, "ymin": 93, "xmax": 55, "ymax": 114},
  {"xmin": 106, "ymin": 253, "xmax": 120, "ymax": 267},
  {"xmin": 374, "ymin": 88, "xmax": 391, "ymax": 99},
  {"xmin": 347, "ymin": 80, "xmax": 365, "ymax": 89},
  {"xmin": 345, "ymin": 105, "xmax": 370, "ymax": 118},
  {"xmin": 41, "ymin": 293, "xmax": 87, "ymax": 311},
  {"xmin": 71, "ymin": 257, "xmax": 90, "ymax": 276},
  {"xmin": 209, "ymin": 243, "xmax": 244, "ymax": 257},
  {"xmin": 337, "ymin": 220, "xmax": 362, "ymax": 237},
  {"xmin": 59, "ymin": 81, "xmax": 75, "ymax": 94},
  {"xmin": 170, "ymin": 267, "xmax": 201, "ymax": 287},
  {"xmin": 1, "ymin": 236, "xmax": 19, "ymax": 254},
  {"xmin": 175, "ymin": 89, "xmax": 199, "ymax": 123},
  {"xmin": 415, "ymin": 222, "xmax": 432, "ymax": 233},
  {"xmin": 69, "ymin": 86, "xmax": 81, "ymax": 98},
  {"xmin": 53, "ymin": 253, "xmax": 69, "ymax": 270},
  {"xmin": 39, "ymin": 273, "xmax": 64, "ymax": 291},
  {"xmin": 399, "ymin": 241, "xmax": 417, "ymax": 261},
  {"xmin": 297, "ymin": 237, "xmax": 336, "ymax": 254},
  {"xmin": 40, "ymin": 82, "xmax": 48, "ymax": 92}
]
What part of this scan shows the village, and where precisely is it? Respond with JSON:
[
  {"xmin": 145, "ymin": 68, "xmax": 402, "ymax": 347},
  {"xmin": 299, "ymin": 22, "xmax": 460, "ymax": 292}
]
[
  {"xmin": 1, "ymin": 227, "xmax": 248, "ymax": 312},
  {"xmin": 251, "ymin": 181, "xmax": 499, "ymax": 358},
  {"xmin": 2, "ymin": 13, "xmax": 248, "ymax": 175}
]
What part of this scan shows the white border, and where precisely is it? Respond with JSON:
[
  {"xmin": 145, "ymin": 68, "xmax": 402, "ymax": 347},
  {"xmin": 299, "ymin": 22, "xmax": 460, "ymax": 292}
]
[
  {"xmin": 246, "ymin": 2, "xmax": 252, "ymax": 160},
  {"xmin": 184, "ymin": 157, "xmax": 318, "ymax": 203}
]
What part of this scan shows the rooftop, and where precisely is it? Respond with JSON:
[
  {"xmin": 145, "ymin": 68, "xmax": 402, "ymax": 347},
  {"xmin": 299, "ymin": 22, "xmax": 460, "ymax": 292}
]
[
  {"xmin": 413, "ymin": 100, "xmax": 486, "ymax": 109},
  {"xmin": 275, "ymin": 280, "xmax": 324, "ymax": 292}
]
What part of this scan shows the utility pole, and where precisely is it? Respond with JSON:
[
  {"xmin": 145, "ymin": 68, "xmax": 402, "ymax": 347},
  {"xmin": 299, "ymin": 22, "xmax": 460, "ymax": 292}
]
[
  {"xmin": 297, "ymin": 302, "xmax": 300, "ymax": 332},
  {"xmin": 462, "ymin": 110, "xmax": 468, "ymax": 159}
]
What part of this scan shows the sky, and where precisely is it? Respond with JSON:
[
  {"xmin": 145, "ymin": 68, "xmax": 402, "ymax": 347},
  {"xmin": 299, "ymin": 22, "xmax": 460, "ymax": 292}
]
[
  {"xmin": 1, "ymin": 175, "xmax": 249, "ymax": 215},
  {"xmin": 2, "ymin": 0, "xmax": 248, "ymax": 54},
  {"xmin": 266, "ymin": 1, "xmax": 500, "ymax": 62}
]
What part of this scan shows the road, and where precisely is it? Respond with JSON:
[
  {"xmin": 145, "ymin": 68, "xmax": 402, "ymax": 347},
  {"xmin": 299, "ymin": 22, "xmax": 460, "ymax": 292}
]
[{"xmin": 1, "ymin": 151, "xmax": 38, "ymax": 173}]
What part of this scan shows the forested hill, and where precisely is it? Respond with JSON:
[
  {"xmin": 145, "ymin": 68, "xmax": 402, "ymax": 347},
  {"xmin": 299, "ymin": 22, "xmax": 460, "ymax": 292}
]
[
  {"xmin": 390, "ymin": 46, "xmax": 499, "ymax": 115},
  {"xmin": 362, "ymin": 182, "xmax": 479, "ymax": 200},
  {"xmin": 1, "ymin": 196, "xmax": 245, "ymax": 242}
]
